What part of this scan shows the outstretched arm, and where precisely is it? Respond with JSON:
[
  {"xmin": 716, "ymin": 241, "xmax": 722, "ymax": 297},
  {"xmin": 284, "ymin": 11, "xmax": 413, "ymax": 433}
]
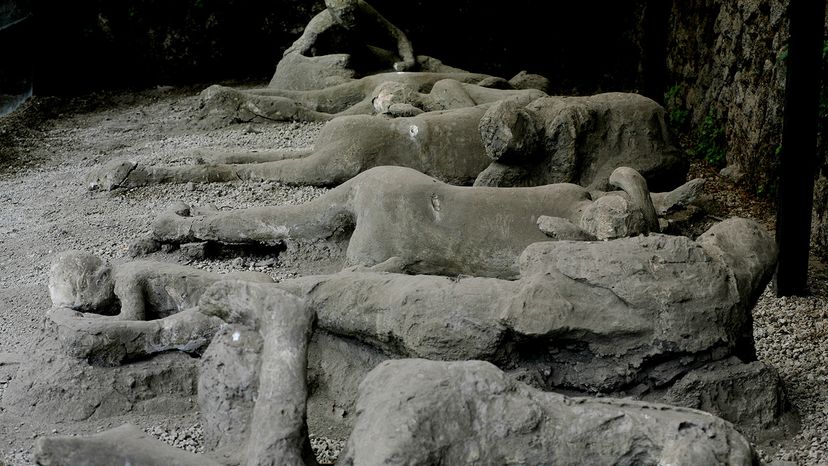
[
  {"xmin": 283, "ymin": 11, "xmax": 335, "ymax": 56},
  {"xmin": 359, "ymin": 1, "xmax": 415, "ymax": 70}
]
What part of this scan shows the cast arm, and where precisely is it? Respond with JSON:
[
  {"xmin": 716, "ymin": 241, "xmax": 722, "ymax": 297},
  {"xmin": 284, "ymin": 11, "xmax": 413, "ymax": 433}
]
[
  {"xmin": 361, "ymin": 2, "xmax": 415, "ymax": 70},
  {"xmin": 283, "ymin": 11, "xmax": 335, "ymax": 56}
]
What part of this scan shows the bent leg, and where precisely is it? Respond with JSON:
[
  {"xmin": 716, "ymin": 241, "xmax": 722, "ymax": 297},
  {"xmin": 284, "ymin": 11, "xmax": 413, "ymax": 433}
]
[
  {"xmin": 197, "ymin": 148, "xmax": 313, "ymax": 164},
  {"xmin": 234, "ymin": 148, "xmax": 364, "ymax": 186},
  {"xmin": 152, "ymin": 178, "xmax": 359, "ymax": 245},
  {"xmin": 199, "ymin": 85, "xmax": 333, "ymax": 126},
  {"xmin": 88, "ymin": 159, "xmax": 244, "ymax": 190},
  {"xmin": 244, "ymin": 81, "xmax": 370, "ymax": 114},
  {"xmin": 199, "ymin": 281, "xmax": 317, "ymax": 465},
  {"xmin": 134, "ymin": 164, "xmax": 244, "ymax": 186}
]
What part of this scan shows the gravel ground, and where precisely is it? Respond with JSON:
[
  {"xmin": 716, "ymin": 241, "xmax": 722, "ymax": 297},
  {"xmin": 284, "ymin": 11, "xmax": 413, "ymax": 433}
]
[
  {"xmin": 0, "ymin": 87, "xmax": 826, "ymax": 465},
  {"xmin": 754, "ymin": 265, "xmax": 828, "ymax": 465}
]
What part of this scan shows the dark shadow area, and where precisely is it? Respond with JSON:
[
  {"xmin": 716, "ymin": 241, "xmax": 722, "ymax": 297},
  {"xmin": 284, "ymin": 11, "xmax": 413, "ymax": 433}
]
[
  {"xmin": 0, "ymin": 0, "xmax": 33, "ymax": 115},
  {"xmin": 23, "ymin": 0, "xmax": 653, "ymax": 95}
]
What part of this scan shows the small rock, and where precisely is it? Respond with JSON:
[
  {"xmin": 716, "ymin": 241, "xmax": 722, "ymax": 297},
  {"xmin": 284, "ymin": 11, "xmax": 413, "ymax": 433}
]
[
  {"xmin": 128, "ymin": 237, "xmax": 161, "ymax": 258},
  {"xmin": 171, "ymin": 201, "xmax": 191, "ymax": 216},
  {"xmin": 255, "ymin": 258, "xmax": 277, "ymax": 268},
  {"xmin": 719, "ymin": 163, "xmax": 744, "ymax": 182},
  {"xmin": 180, "ymin": 242, "xmax": 210, "ymax": 261}
]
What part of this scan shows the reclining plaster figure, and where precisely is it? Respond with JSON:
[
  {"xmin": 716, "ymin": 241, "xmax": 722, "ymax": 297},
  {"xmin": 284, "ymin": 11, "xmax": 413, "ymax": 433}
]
[
  {"xmin": 278, "ymin": 217, "xmax": 775, "ymax": 390},
  {"xmin": 93, "ymin": 91, "xmax": 685, "ymax": 192},
  {"xmin": 50, "ymin": 215, "xmax": 764, "ymax": 382},
  {"xmin": 46, "ymin": 250, "xmax": 273, "ymax": 365},
  {"xmin": 43, "ymin": 218, "xmax": 781, "ymax": 436},
  {"xmin": 196, "ymin": 0, "xmax": 549, "ymax": 123},
  {"xmin": 195, "ymin": 75, "xmax": 545, "ymax": 126},
  {"xmin": 340, "ymin": 359, "xmax": 758, "ymax": 465},
  {"xmin": 35, "ymin": 279, "xmax": 762, "ymax": 466},
  {"xmin": 475, "ymin": 93, "xmax": 688, "ymax": 191},
  {"xmin": 149, "ymin": 166, "xmax": 706, "ymax": 278}
]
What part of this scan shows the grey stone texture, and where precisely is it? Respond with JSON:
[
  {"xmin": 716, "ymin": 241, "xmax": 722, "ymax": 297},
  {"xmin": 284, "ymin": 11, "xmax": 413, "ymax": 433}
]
[
  {"xmin": 536, "ymin": 215, "xmax": 597, "ymax": 241},
  {"xmin": 198, "ymin": 326, "xmax": 264, "ymax": 461},
  {"xmin": 49, "ymin": 251, "xmax": 274, "ymax": 322},
  {"xmin": 271, "ymin": 51, "xmax": 358, "ymax": 91},
  {"xmin": 47, "ymin": 251, "xmax": 115, "ymax": 313},
  {"xmin": 34, "ymin": 424, "xmax": 219, "ymax": 466},
  {"xmin": 31, "ymin": 357, "xmax": 761, "ymax": 466},
  {"xmin": 340, "ymin": 359, "xmax": 758, "ymax": 466},
  {"xmin": 665, "ymin": 0, "xmax": 789, "ymax": 188},
  {"xmin": 2, "ymin": 351, "xmax": 198, "ymax": 421},
  {"xmin": 47, "ymin": 306, "xmax": 221, "ymax": 367},
  {"xmin": 508, "ymin": 70, "xmax": 551, "ymax": 93},
  {"xmin": 272, "ymin": 0, "xmax": 419, "ymax": 89},
  {"xmin": 143, "ymin": 217, "xmax": 783, "ymax": 436},
  {"xmin": 660, "ymin": 357, "xmax": 791, "ymax": 441},
  {"xmin": 34, "ymin": 281, "xmax": 319, "ymax": 466},
  {"xmin": 202, "ymin": 68, "xmax": 551, "ymax": 127},
  {"xmin": 271, "ymin": 53, "xmax": 470, "ymax": 91},
  {"xmin": 283, "ymin": 219, "xmax": 787, "ymax": 436},
  {"xmin": 285, "ymin": 218, "xmax": 773, "ymax": 383}
]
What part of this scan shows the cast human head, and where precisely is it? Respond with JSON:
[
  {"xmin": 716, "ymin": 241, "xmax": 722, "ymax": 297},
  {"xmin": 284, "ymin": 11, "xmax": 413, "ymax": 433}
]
[
  {"xmin": 371, "ymin": 81, "xmax": 421, "ymax": 114},
  {"xmin": 48, "ymin": 250, "xmax": 116, "ymax": 312}
]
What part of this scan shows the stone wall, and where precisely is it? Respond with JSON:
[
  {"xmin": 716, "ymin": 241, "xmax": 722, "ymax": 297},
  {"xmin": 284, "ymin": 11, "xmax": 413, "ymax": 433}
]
[
  {"xmin": 664, "ymin": 0, "xmax": 790, "ymax": 192},
  {"xmin": 813, "ymin": 12, "xmax": 828, "ymax": 257},
  {"xmin": 665, "ymin": 1, "xmax": 828, "ymax": 260}
]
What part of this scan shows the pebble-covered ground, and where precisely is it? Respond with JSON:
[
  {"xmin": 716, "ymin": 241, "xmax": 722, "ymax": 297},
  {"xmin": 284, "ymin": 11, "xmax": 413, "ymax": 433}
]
[
  {"xmin": 0, "ymin": 87, "xmax": 826, "ymax": 465},
  {"xmin": 754, "ymin": 267, "xmax": 828, "ymax": 465}
]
